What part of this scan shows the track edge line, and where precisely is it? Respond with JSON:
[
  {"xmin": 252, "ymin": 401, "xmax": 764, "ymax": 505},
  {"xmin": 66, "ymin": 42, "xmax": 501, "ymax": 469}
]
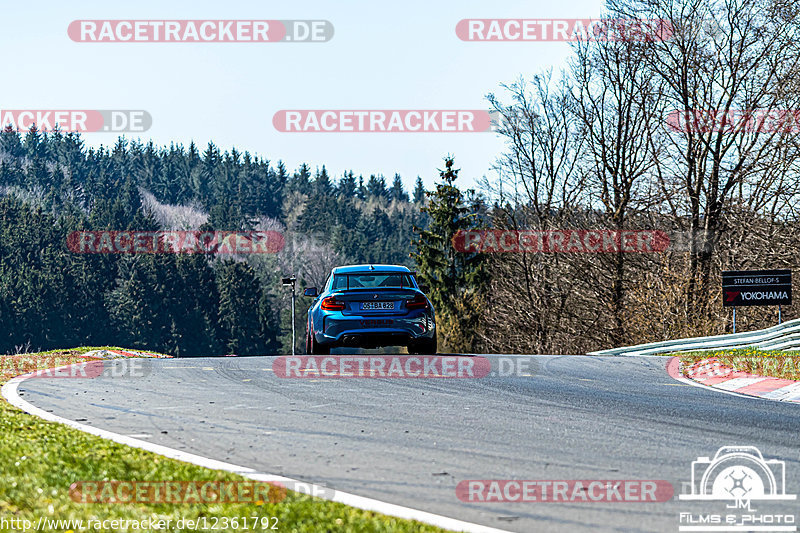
[{"xmin": 2, "ymin": 367, "xmax": 511, "ymax": 533}]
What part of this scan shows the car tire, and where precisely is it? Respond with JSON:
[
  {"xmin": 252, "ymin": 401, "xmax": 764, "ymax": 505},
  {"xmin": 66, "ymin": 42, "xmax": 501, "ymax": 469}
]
[
  {"xmin": 309, "ymin": 332, "xmax": 330, "ymax": 355},
  {"xmin": 408, "ymin": 333, "xmax": 437, "ymax": 355}
]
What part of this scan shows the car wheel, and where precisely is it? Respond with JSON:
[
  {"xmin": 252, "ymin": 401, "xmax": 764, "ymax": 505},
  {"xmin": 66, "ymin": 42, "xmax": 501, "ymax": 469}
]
[
  {"xmin": 408, "ymin": 333, "xmax": 437, "ymax": 355},
  {"xmin": 310, "ymin": 332, "xmax": 330, "ymax": 355}
]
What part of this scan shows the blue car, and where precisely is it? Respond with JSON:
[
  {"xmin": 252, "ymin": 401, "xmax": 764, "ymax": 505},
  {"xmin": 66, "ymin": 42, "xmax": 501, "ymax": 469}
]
[{"xmin": 304, "ymin": 264, "xmax": 437, "ymax": 354}]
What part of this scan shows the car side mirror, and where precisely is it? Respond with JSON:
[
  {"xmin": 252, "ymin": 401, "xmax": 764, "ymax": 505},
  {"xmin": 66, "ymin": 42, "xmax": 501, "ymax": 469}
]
[
  {"xmin": 419, "ymin": 284, "xmax": 429, "ymax": 293},
  {"xmin": 304, "ymin": 287, "xmax": 318, "ymax": 297}
]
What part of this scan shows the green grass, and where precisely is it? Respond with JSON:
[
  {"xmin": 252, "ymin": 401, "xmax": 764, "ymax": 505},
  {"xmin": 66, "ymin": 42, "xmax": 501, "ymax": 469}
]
[
  {"xmin": 0, "ymin": 348, "xmax": 449, "ymax": 532},
  {"xmin": 678, "ymin": 348, "xmax": 800, "ymax": 381}
]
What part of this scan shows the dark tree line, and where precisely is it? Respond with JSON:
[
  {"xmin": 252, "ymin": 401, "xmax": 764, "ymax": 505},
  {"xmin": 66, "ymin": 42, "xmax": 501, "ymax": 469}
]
[{"xmin": 0, "ymin": 126, "xmax": 426, "ymax": 355}]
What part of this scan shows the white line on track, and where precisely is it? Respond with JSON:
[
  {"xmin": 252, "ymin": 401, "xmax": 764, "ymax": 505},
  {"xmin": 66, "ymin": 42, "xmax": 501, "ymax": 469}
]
[{"xmin": 2, "ymin": 364, "xmax": 511, "ymax": 533}]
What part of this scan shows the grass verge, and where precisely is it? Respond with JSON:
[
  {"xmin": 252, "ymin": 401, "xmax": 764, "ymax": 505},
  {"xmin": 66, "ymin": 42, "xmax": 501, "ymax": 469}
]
[
  {"xmin": 0, "ymin": 347, "xmax": 448, "ymax": 532},
  {"xmin": 678, "ymin": 348, "xmax": 800, "ymax": 381}
]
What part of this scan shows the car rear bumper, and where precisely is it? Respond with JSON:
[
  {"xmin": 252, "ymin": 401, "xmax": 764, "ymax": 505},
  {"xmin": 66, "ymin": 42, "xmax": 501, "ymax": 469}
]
[{"xmin": 315, "ymin": 313, "xmax": 435, "ymax": 348}]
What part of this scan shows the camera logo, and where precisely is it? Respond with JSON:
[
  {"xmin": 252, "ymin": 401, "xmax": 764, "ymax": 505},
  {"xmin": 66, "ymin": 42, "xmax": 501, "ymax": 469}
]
[
  {"xmin": 678, "ymin": 446, "xmax": 796, "ymax": 532},
  {"xmin": 680, "ymin": 446, "xmax": 795, "ymax": 501}
]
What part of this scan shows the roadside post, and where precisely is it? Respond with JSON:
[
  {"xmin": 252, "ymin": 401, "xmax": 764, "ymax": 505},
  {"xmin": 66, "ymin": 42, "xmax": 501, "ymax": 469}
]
[
  {"xmin": 282, "ymin": 276, "xmax": 297, "ymax": 355},
  {"xmin": 722, "ymin": 269, "xmax": 792, "ymax": 332}
]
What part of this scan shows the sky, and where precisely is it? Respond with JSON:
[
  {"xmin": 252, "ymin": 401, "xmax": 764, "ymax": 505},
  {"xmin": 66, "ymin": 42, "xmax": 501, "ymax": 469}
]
[{"xmin": 3, "ymin": 0, "xmax": 606, "ymax": 191}]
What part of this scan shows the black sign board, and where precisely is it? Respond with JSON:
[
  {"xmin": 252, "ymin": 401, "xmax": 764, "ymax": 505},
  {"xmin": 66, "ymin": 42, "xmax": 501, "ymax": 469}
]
[{"xmin": 722, "ymin": 269, "xmax": 792, "ymax": 307}]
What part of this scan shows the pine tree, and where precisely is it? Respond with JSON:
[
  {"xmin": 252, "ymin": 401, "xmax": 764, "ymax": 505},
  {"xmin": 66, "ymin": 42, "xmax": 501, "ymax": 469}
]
[
  {"xmin": 338, "ymin": 171, "xmax": 357, "ymax": 198},
  {"xmin": 389, "ymin": 174, "xmax": 409, "ymax": 203},
  {"xmin": 216, "ymin": 260, "xmax": 267, "ymax": 355},
  {"xmin": 172, "ymin": 254, "xmax": 221, "ymax": 356},
  {"xmin": 411, "ymin": 157, "xmax": 485, "ymax": 352},
  {"xmin": 106, "ymin": 255, "xmax": 166, "ymax": 350},
  {"xmin": 413, "ymin": 177, "xmax": 426, "ymax": 204},
  {"xmin": 192, "ymin": 142, "xmax": 220, "ymax": 208},
  {"xmin": 236, "ymin": 152, "xmax": 261, "ymax": 217},
  {"xmin": 291, "ymin": 163, "xmax": 312, "ymax": 195},
  {"xmin": 356, "ymin": 175, "xmax": 366, "ymax": 200},
  {"xmin": 209, "ymin": 196, "xmax": 244, "ymax": 231},
  {"xmin": 263, "ymin": 160, "xmax": 286, "ymax": 219},
  {"xmin": 366, "ymin": 174, "xmax": 388, "ymax": 199},
  {"xmin": 0, "ymin": 126, "xmax": 24, "ymax": 159},
  {"xmin": 314, "ymin": 165, "xmax": 333, "ymax": 196}
]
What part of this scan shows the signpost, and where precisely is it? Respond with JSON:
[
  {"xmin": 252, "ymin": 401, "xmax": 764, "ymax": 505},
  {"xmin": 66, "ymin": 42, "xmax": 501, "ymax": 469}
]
[
  {"xmin": 722, "ymin": 269, "xmax": 792, "ymax": 332},
  {"xmin": 282, "ymin": 276, "xmax": 297, "ymax": 355}
]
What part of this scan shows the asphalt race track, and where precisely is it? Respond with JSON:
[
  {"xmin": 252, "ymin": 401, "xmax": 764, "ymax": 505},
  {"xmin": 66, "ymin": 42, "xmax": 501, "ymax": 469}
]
[{"xmin": 15, "ymin": 355, "xmax": 800, "ymax": 532}]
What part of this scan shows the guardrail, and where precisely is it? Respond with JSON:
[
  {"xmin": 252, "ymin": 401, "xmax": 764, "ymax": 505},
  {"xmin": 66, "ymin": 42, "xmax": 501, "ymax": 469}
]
[{"xmin": 588, "ymin": 318, "xmax": 800, "ymax": 356}]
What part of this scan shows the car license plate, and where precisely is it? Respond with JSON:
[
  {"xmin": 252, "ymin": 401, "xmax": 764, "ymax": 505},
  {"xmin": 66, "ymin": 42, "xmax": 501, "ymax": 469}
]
[{"xmin": 361, "ymin": 301, "xmax": 394, "ymax": 310}]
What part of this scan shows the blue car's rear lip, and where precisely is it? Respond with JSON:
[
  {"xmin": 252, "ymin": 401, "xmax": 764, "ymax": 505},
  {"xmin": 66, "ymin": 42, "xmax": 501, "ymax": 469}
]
[{"xmin": 319, "ymin": 310, "xmax": 432, "ymax": 345}]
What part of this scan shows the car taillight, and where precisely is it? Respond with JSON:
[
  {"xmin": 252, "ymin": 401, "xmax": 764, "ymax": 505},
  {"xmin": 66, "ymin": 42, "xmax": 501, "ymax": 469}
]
[
  {"xmin": 406, "ymin": 294, "xmax": 429, "ymax": 310},
  {"xmin": 321, "ymin": 296, "xmax": 346, "ymax": 311}
]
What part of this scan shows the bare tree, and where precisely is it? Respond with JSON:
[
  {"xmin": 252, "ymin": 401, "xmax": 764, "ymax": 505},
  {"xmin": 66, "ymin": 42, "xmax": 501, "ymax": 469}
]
[
  {"xmin": 482, "ymin": 73, "xmax": 590, "ymax": 353},
  {"xmin": 140, "ymin": 189, "xmax": 208, "ymax": 230},
  {"xmin": 610, "ymin": 0, "xmax": 800, "ymax": 317},
  {"xmin": 569, "ymin": 27, "xmax": 665, "ymax": 343}
]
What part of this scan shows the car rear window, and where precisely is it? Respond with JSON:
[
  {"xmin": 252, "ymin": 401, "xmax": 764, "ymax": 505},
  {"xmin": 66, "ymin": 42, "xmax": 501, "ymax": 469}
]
[{"xmin": 332, "ymin": 273, "xmax": 414, "ymax": 290}]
